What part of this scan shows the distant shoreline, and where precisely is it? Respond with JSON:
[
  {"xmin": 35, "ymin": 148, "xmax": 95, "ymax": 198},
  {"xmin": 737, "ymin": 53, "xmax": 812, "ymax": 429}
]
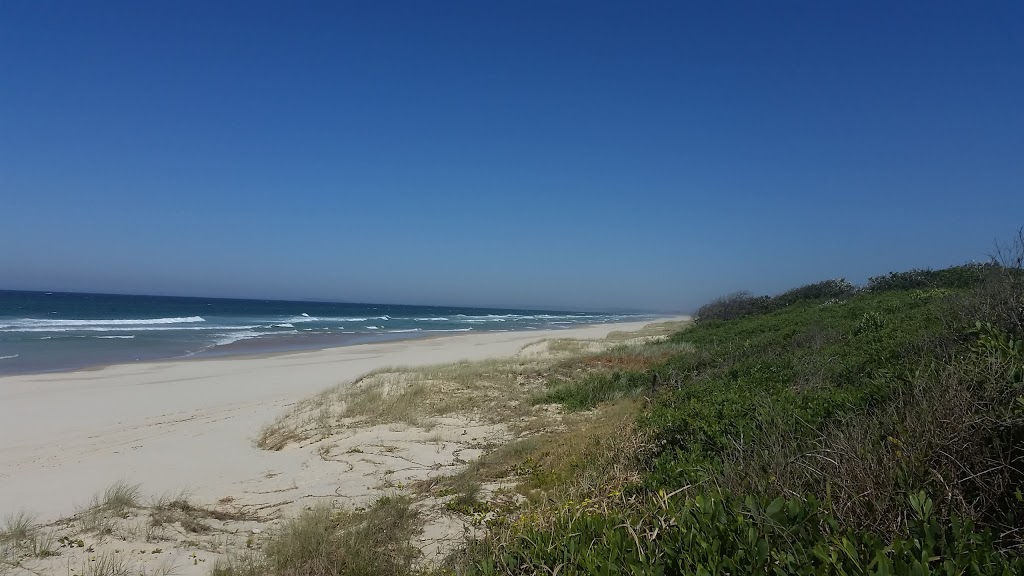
[
  {"xmin": 1, "ymin": 290, "xmax": 657, "ymax": 377},
  {"xmin": 0, "ymin": 318, "xmax": 655, "ymax": 377}
]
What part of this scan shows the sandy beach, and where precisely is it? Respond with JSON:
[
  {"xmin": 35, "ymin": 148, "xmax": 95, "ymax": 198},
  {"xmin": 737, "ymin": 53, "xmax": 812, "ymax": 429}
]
[{"xmin": 0, "ymin": 319, "xmax": 679, "ymax": 522}]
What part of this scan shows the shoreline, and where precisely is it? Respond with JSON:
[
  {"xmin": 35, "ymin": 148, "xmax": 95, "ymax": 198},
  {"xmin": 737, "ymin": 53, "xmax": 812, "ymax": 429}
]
[
  {"xmin": 0, "ymin": 316, "xmax": 686, "ymax": 522},
  {"xmin": 0, "ymin": 318, "xmax": 659, "ymax": 378}
]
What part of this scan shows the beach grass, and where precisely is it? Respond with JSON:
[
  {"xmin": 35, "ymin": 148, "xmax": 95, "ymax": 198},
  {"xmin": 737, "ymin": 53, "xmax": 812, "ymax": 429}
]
[
  {"xmin": 1, "ymin": 513, "xmax": 34, "ymax": 544},
  {"xmin": 211, "ymin": 496, "xmax": 421, "ymax": 576},
  {"xmin": 254, "ymin": 322, "xmax": 692, "ymax": 453},
  {"xmin": 0, "ymin": 512, "xmax": 58, "ymax": 566},
  {"xmin": 99, "ymin": 481, "xmax": 142, "ymax": 514}
]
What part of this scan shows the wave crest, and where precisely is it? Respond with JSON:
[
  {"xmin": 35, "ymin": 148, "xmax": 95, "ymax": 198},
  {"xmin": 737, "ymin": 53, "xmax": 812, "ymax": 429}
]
[{"xmin": 0, "ymin": 316, "xmax": 206, "ymax": 329}]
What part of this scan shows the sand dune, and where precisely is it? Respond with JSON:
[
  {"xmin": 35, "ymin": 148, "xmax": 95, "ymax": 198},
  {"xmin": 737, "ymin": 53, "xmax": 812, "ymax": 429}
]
[{"xmin": 0, "ymin": 319, "xmax": 680, "ymax": 521}]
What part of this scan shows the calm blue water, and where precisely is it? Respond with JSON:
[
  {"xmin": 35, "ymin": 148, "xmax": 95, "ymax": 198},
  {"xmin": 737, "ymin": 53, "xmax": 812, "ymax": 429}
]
[{"xmin": 0, "ymin": 291, "xmax": 647, "ymax": 375}]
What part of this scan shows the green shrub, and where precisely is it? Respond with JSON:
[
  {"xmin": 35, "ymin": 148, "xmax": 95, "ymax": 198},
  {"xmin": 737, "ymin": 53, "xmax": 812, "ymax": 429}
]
[
  {"xmin": 532, "ymin": 370, "xmax": 652, "ymax": 411},
  {"xmin": 867, "ymin": 263, "xmax": 993, "ymax": 293},
  {"xmin": 772, "ymin": 278, "xmax": 858, "ymax": 307},
  {"xmin": 445, "ymin": 258, "xmax": 1024, "ymax": 573},
  {"xmin": 694, "ymin": 291, "xmax": 772, "ymax": 322},
  {"xmin": 464, "ymin": 492, "xmax": 1022, "ymax": 575}
]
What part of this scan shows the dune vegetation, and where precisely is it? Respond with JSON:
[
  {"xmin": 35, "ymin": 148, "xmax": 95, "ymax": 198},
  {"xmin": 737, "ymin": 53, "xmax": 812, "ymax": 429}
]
[{"xmin": 221, "ymin": 232, "xmax": 1024, "ymax": 575}]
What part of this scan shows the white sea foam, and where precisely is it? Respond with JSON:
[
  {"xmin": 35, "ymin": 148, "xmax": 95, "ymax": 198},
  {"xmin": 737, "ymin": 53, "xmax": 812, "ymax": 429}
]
[
  {"xmin": 97, "ymin": 335, "xmax": 136, "ymax": 339},
  {"xmin": 365, "ymin": 326, "xmax": 380, "ymax": 330},
  {"xmin": 274, "ymin": 323, "xmax": 295, "ymax": 328},
  {"xmin": 414, "ymin": 317, "xmax": 449, "ymax": 321},
  {"xmin": 451, "ymin": 313, "xmax": 600, "ymax": 322},
  {"xmin": 427, "ymin": 328, "xmax": 473, "ymax": 332},
  {"xmin": 1, "ymin": 324, "xmax": 258, "ymax": 333},
  {"xmin": 0, "ymin": 316, "xmax": 206, "ymax": 329},
  {"xmin": 212, "ymin": 330, "xmax": 299, "ymax": 346},
  {"xmin": 386, "ymin": 328, "xmax": 421, "ymax": 333},
  {"xmin": 0, "ymin": 354, "xmax": 18, "ymax": 360},
  {"xmin": 287, "ymin": 316, "xmax": 390, "ymax": 323},
  {"xmin": 212, "ymin": 332, "xmax": 258, "ymax": 346}
]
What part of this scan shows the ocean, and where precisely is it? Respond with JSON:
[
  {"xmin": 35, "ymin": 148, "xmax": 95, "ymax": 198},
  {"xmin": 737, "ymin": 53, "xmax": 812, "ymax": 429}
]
[{"xmin": 0, "ymin": 290, "xmax": 647, "ymax": 375}]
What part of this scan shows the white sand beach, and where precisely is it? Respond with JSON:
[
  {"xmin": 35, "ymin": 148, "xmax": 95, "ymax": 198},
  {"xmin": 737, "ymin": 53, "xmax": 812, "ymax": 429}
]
[{"xmin": 0, "ymin": 320, "xmax": 678, "ymax": 522}]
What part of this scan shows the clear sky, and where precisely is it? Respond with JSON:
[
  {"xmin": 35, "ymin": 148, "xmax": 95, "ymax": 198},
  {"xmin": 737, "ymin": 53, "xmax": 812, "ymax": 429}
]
[{"xmin": 2, "ymin": 2, "xmax": 1022, "ymax": 312}]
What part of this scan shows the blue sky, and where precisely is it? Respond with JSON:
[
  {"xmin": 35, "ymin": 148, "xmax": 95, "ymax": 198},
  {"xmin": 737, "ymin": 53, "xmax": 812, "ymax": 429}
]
[{"xmin": 2, "ymin": 2, "xmax": 1022, "ymax": 312}]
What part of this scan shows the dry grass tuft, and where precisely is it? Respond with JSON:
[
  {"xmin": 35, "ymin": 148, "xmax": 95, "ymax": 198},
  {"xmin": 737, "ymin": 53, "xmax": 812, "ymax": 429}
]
[
  {"xmin": 1, "ymin": 511, "xmax": 57, "ymax": 563},
  {"xmin": 255, "ymin": 421, "xmax": 302, "ymax": 452},
  {"xmin": 149, "ymin": 492, "xmax": 259, "ymax": 533},
  {"xmin": 101, "ymin": 480, "xmax": 142, "ymax": 514},
  {"xmin": 0, "ymin": 513, "xmax": 34, "ymax": 544},
  {"xmin": 78, "ymin": 480, "xmax": 143, "ymax": 535},
  {"xmin": 213, "ymin": 496, "xmax": 421, "ymax": 576}
]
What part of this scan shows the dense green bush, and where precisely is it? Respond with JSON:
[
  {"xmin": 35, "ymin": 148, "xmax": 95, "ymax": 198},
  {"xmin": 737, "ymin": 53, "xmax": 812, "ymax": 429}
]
[
  {"xmin": 866, "ymin": 263, "xmax": 994, "ymax": 293},
  {"xmin": 532, "ymin": 370, "xmax": 652, "ymax": 411},
  {"xmin": 695, "ymin": 279, "xmax": 857, "ymax": 323},
  {"xmin": 772, "ymin": 278, "xmax": 858, "ymax": 307},
  {"xmin": 465, "ymin": 492, "xmax": 1022, "ymax": 575},
  {"xmin": 454, "ymin": 253, "xmax": 1024, "ymax": 574},
  {"xmin": 694, "ymin": 291, "xmax": 772, "ymax": 322}
]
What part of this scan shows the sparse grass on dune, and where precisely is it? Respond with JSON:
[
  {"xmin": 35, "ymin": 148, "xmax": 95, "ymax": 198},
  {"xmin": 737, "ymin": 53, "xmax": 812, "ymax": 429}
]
[
  {"xmin": 100, "ymin": 480, "xmax": 142, "ymax": 515},
  {"xmin": 255, "ymin": 324, "xmax": 689, "ymax": 452},
  {"xmin": 411, "ymin": 400, "xmax": 647, "ymax": 538},
  {"xmin": 602, "ymin": 319, "xmax": 690, "ymax": 342},
  {"xmin": 81, "ymin": 551, "xmax": 134, "ymax": 576},
  {"xmin": 255, "ymin": 359, "xmax": 552, "ymax": 450},
  {"xmin": 1, "ymin": 511, "xmax": 57, "ymax": 566},
  {"xmin": 1, "ymin": 513, "xmax": 35, "ymax": 544},
  {"xmin": 79, "ymin": 551, "xmax": 179, "ymax": 576},
  {"xmin": 79, "ymin": 480, "xmax": 142, "ymax": 536},
  {"xmin": 230, "ymin": 321, "xmax": 679, "ymax": 574},
  {"xmin": 212, "ymin": 496, "xmax": 421, "ymax": 576}
]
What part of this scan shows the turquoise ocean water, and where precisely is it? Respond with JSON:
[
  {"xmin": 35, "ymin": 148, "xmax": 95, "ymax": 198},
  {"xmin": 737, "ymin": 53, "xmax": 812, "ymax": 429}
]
[{"xmin": 0, "ymin": 291, "xmax": 648, "ymax": 375}]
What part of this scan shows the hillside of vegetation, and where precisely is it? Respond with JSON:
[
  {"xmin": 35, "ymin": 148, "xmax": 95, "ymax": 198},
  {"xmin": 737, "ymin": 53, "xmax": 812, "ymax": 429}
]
[
  {"xmin": 205, "ymin": 234, "xmax": 1024, "ymax": 576},
  {"xmin": 448, "ymin": 238, "xmax": 1024, "ymax": 575}
]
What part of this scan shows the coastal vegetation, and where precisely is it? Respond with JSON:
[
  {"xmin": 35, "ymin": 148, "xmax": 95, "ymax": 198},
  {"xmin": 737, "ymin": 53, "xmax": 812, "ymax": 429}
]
[
  {"xmin": 216, "ymin": 232, "xmax": 1024, "ymax": 574},
  {"xmin": 8, "ymin": 234, "xmax": 1023, "ymax": 576},
  {"xmin": 446, "ymin": 235, "xmax": 1024, "ymax": 574}
]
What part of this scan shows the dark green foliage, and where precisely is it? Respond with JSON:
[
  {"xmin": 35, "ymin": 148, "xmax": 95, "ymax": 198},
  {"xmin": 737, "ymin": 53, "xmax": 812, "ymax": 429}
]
[
  {"xmin": 695, "ymin": 279, "xmax": 857, "ymax": 323},
  {"xmin": 650, "ymin": 290, "xmax": 957, "ymax": 489},
  {"xmin": 694, "ymin": 291, "xmax": 772, "ymax": 322},
  {"xmin": 531, "ymin": 370, "xmax": 651, "ymax": 410},
  {"xmin": 456, "ymin": 255, "xmax": 1024, "ymax": 574},
  {"xmin": 466, "ymin": 492, "xmax": 1023, "ymax": 576},
  {"xmin": 772, "ymin": 278, "xmax": 858, "ymax": 307},
  {"xmin": 866, "ymin": 263, "xmax": 994, "ymax": 292}
]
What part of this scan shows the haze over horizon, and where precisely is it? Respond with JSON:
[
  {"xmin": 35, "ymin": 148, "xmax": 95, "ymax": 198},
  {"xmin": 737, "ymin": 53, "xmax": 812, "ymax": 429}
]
[{"xmin": 2, "ymin": 2, "xmax": 1022, "ymax": 311}]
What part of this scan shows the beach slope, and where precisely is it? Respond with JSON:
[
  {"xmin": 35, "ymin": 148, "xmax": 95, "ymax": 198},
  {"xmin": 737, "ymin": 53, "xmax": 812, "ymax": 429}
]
[{"xmin": 0, "ymin": 319, "xmax": 678, "ymax": 520}]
